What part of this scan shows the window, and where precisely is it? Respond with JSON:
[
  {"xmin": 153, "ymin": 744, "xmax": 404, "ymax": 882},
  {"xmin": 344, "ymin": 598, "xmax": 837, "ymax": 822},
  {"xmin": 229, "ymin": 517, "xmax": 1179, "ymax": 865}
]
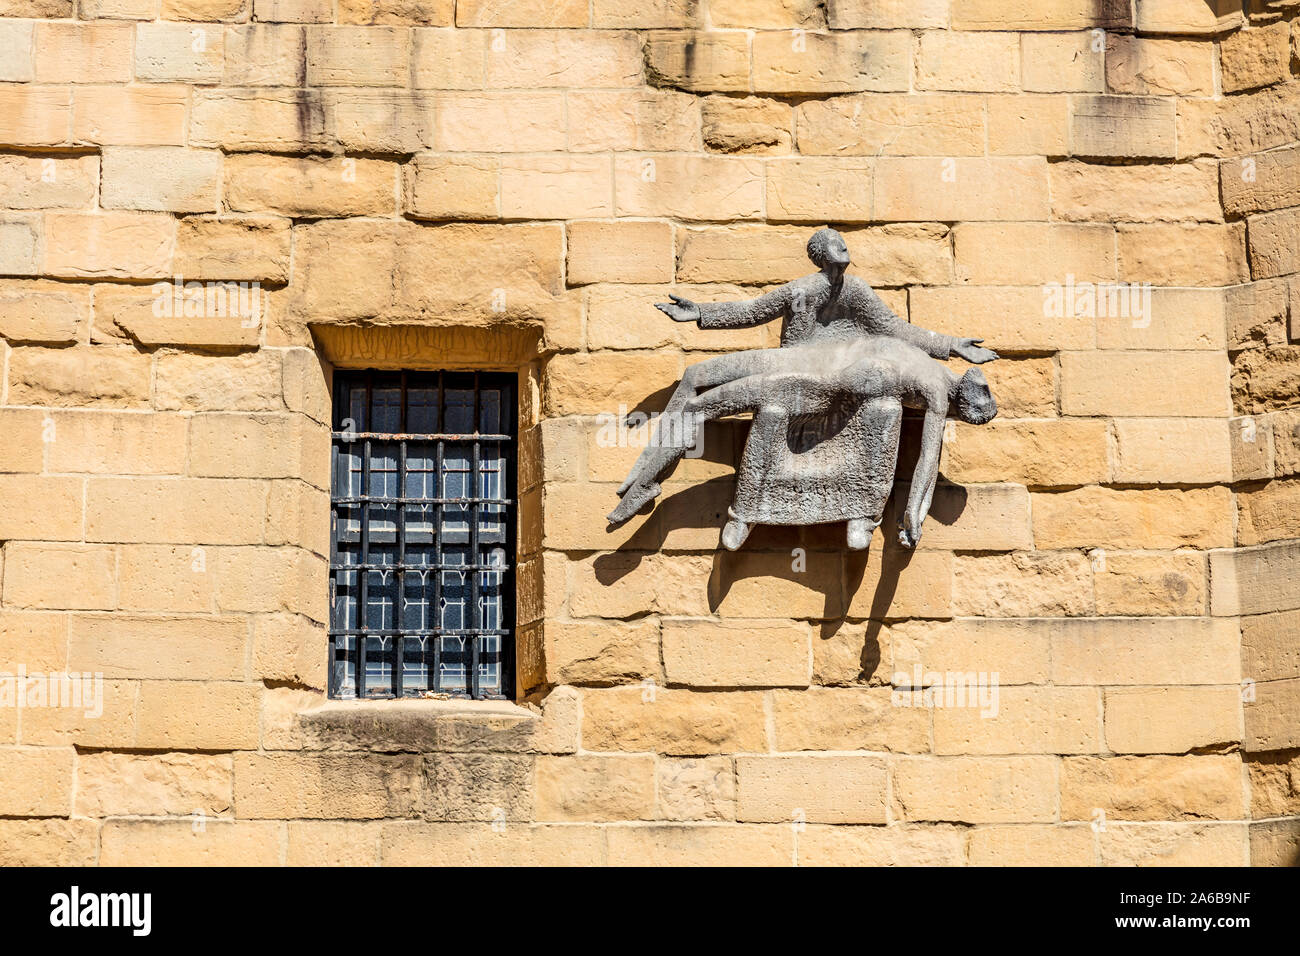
[{"xmin": 329, "ymin": 370, "xmax": 516, "ymax": 700}]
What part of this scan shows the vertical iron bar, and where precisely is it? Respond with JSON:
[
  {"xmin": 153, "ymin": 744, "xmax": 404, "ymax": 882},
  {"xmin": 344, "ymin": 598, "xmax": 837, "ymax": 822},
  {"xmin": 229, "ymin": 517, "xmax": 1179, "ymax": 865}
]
[
  {"xmin": 356, "ymin": 376, "xmax": 372, "ymax": 699},
  {"xmin": 328, "ymin": 440, "xmax": 340, "ymax": 699},
  {"xmin": 469, "ymin": 372, "xmax": 481, "ymax": 699},
  {"xmin": 502, "ymin": 378, "xmax": 516, "ymax": 699},
  {"xmin": 394, "ymin": 372, "xmax": 407, "ymax": 698},
  {"xmin": 432, "ymin": 373, "xmax": 444, "ymax": 693}
]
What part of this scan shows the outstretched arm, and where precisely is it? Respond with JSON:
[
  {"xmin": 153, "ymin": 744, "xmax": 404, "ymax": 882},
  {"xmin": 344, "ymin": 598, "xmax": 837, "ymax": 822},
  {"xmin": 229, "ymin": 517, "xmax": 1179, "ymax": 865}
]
[
  {"xmin": 899, "ymin": 401, "xmax": 946, "ymax": 548},
  {"xmin": 656, "ymin": 285, "xmax": 792, "ymax": 330},
  {"xmin": 857, "ymin": 286, "xmax": 998, "ymax": 364}
]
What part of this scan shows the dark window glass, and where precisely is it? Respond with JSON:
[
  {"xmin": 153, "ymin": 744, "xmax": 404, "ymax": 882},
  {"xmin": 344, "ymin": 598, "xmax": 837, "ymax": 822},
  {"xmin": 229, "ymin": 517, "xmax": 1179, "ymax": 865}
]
[{"xmin": 329, "ymin": 370, "xmax": 515, "ymax": 700}]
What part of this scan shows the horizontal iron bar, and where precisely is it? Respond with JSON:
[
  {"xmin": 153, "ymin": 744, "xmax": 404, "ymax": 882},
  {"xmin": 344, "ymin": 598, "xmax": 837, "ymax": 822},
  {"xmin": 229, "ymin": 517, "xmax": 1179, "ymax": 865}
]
[
  {"xmin": 333, "ymin": 431, "xmax": 512, "ymax": 442},
  {"xmin": 330, "ymin": 628, "xmax": 510, "ymax": 637},
  {"xmin": 351, "ymin": 691, "xmax": 510, "ymax": 701},
  {"xmin": 332, "ymin": 496, "xmax": 512, "ymax": 505},
  {"xmin": 333, "ymin": 562, "xmax": 512, "ymax": 572}
]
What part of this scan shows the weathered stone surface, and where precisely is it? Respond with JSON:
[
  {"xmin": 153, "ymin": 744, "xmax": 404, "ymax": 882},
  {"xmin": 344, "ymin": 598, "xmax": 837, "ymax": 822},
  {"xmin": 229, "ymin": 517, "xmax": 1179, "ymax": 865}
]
[
  {"xmin": 0, "ymin": 154, "xmax": 96, "ymax": 209},
  {"xmin": 224, "ymin": 24, "xmax": 306, "ymax": 85},
  {"xmin": 225, "ymin": 154, "xmax": 396, "ymax": 217},
  {"xmin": 656, "ymin": 756, "xmax": 735, "ymax": 821},
  {"xmin": 968, "ymin": 825, "xmax": 1094, "ymax": 866},
  {"xmin": 568, "ymin": 220, "xmax": 672, "ymax": 285},
  {"xmin": 101, "ymin": 821, "xmax": 283, "ymax": 866},
  {"xmin": 951, "ymin": 0, "xmax": 1130, "ymax": 29},
  {"xmin": 1113, "ymin": 418, "xmax": 1231, "ymax": 484},
  {"xmin": 701, "ymin": 95, "xmax": 791, "ymax": 154},
  {"xmin": 569, "ymin": 89, "xmax": 700, "ymax": 152},
  {"xmin": 795, "ymin": 93, "xmax": 984, "ymax": 157},
  {"xmin": 737, "ymin": 755, "xmax": 887, "ymax": 824},
  {"xmin": 943, "ymin": 420, "xmax": 1108, "ymax": 487},
  {"xmin": 662, "ymin": 619, "xmax": 810, "ymax": 688},
  {"xmin": 0, "ymin": 820, "xmax": 97, "ymax": 866},
  {"xmin": 535, "ymin": 754, "xmax": 655, "ymax": 821},
  {"xmin": 894, "ymin": 756, "xmax": 1058, "ymax": 824},
  {"xmin": 954, "ymin": 222, "xmax": 1115, "ymax": 284},
  {"xmin": 1232, "ymin": 413, "xmax": 1274, "ymax": 481},
  {"xmin": 1220, "ymin": 21, "xmax": 1290, "ymax": 92},
  {"xmin": 1098, "ymin": 823, "xmax": 1247, "ymax": 866},
  {"xmin": 544, "ymin": 618, "xmax": 659, "ymax": 685},
  {"xmin": 1233, "ymin": 346, "xmax": 1300, "ymax": 414},
  {"xmin": 1242, "ymin": 609, "xmax": 1300, "ymax": 683},
  {"xmin": 1061, "ymin": 351, "xmax": 1229, "ymax": 417},
  {"xmin": 1105, "ymin": 687, "xmax": 1241, "ymax": 754},
  {"xmin": 1250, "ymin": 819, "xmax": 1300, "ymax": 867},
  {"xmin": 44, "ymin": 211, "xmax": 176, "ymax": 279},
  {"xmin": 643, "ymin": 31, "xmax": 749, "ymax": 92},
  {"xmin": 1238, "ymin": 479, "xmax": 1300, "ymax": 546},
  {"xmin": 933, "ymin": 686, "xmax": 1101, "ymax": 756},
  {"xmin": 889, "ymin": 618, "xmax": 1050, "ymax": 687},
  {"xmin": 0, "ymin": 281, "xmax": 86, "ymax": 344},
  {"xmin": 1051, "ymin": 159, "xmax": 1219, "ymax": 222},
  {"xmin": 190, "ymin": 88, "xmax": 330, "ymax": 151},
  {"xmin": 1245, "ymin": 677, "xmax": 1300, "ymax": 752},
  {"xmin": 1248, "ymin": 207, "xmax": 1300, "ymax": 280},
  {"xmin": 155, "ymin": 350, "xmax": 283, "ymax": 411},
  {"xmin": 1061, "ymin": 755, "xmax": 1246, "ymax": 821},
  {"xmin": 175, "ymin": 216, "xmax": 291, "ymax": 283},
  {"xmin": 581, "ymin": 687, "xmax": 766, "ymax": 754},
  {"xmin": 1034, "ymin": 486, "xmax": 1233, "ymax": 550},
  {"xmin": 1071, "ymin": 95, "xmax": 1176, "ymax": 159},
  {"xmin": 236, "ymin": 751, "xmax": 423, "ymax": 819},
  {"xmin": 8, "ymin": 346, "xmax": 150, "ymax": 407},
  {"xmin": 1211, "ymin": 539, "xmax": 1300, "ymax": 617},
  {"xmin": 1105, "ymin": 36, "xmax": 1215, "ymax": 95},
  {"xmin": 917, "ymin": 30, "xmax": 1018, "ymax": 92},
  {"xmin": 953, "ymin": 552, "xmax": 1094, "ymax": 618},
  {"xmin": 1133, "ymin": 0, "xmax": 1242, "ymax": 35},
  {"xmin": 1093, "ymin": 551, "xmax": 1206, "ymax": 617},
  {"xmin": 77, "ymin": 752, "xmax": 233, "ymax": 816},
  {"xmin": 1246, "ymin": 750, "xmax": 1300, "ymax": 818},
  {"xmin": 0, "ymin": 747, "xmax": 74, "ymax": 816},
  {"xmin": 1048, "ymin": 617, "xmax": 1240, "ymax": 686},
  {"xmin": 1179, "ymin": 84, "xmax": 1300, "ymax": 159},
  {"xmin": 753, "ymin": 30, "xmax": 911, "ymax": 94}
]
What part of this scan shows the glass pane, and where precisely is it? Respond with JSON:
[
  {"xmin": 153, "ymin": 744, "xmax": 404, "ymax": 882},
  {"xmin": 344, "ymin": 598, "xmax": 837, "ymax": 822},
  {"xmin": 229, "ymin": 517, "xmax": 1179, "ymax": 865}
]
[{"xmin": 331, "ymin": 372, "xmax": 513, "ymax": 699}]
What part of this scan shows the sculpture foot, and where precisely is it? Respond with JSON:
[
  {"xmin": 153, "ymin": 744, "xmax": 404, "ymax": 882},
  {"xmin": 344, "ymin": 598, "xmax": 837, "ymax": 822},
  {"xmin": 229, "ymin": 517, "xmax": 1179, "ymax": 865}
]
[
  {"xmin": 607, "ymin": 481, "xmax": 661, "ymax": 525},
  {"xmin": 846, "ymin": 518, "xmax": 879, "ymax": 551},
  {"xmin": 721, "ymin": 516, "xmax": 752, "ymax": 551}
]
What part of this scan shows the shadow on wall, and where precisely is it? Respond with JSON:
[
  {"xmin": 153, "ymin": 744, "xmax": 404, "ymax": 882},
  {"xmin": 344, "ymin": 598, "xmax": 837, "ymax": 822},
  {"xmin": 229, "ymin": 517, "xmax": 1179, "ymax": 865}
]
[{"xmin": 593, "ymin": 411, "xmax": 970, "ymax": 680}]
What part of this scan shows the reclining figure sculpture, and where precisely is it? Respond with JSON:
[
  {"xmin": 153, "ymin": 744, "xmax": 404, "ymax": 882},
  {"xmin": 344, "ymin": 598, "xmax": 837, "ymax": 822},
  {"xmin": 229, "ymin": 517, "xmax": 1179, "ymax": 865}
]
[{"xmin": 607, "ymin": 227, "xmax": 1000, "ymax": 551}]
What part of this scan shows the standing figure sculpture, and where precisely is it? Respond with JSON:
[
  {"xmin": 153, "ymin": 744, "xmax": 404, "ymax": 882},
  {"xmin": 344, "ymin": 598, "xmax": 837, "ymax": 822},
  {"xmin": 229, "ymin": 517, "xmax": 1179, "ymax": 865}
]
[{"xmin": 607, "ymin": 228, "xmax": 1000, "ymax": 551}]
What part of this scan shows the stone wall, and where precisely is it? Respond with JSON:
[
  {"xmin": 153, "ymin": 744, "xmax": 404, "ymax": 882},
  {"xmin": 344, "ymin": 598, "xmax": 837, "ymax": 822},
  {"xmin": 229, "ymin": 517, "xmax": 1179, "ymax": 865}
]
[{"xmin": 0, "ymin": 0, "xmax": 1297, "ymax": 866}]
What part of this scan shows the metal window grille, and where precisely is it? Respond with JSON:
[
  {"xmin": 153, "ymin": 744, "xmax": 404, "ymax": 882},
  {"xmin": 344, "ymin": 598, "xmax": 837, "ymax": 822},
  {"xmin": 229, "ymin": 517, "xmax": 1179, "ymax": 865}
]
[{"xmin": 329, "ymin": 370, "xmax": 516, "ymax": 700}]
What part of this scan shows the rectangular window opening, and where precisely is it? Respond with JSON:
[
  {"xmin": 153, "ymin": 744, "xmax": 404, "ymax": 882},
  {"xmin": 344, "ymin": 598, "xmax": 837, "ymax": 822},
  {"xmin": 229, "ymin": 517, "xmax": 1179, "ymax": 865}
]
[{"xmin": 328, "ymin": 369, "xmax": 516, "ymax": 701}]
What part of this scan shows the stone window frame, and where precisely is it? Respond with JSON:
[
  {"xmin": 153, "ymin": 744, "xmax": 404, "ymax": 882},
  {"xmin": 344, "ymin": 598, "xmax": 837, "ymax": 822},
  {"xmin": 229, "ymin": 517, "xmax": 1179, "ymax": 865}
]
[{"xmin": 306, "ymin": 324, "xmax": 548, "ymax": 709}]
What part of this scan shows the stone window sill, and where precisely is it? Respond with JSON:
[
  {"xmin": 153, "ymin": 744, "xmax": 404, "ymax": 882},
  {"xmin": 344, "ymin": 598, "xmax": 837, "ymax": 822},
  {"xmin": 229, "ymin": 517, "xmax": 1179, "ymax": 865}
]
[{"xmin": 294, "ymin": 697, "xmax": 540, "ymax": 753}]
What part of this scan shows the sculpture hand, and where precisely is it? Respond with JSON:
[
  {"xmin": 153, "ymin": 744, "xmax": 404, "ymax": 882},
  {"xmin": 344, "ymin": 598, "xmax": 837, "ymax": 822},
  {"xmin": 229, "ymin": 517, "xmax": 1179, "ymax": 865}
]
[
  {"xmin": 952, "ymin": 338, "xmax": 999, "ymax": 364},
  {"xmin": 655, "ymin": 293, "xmax": 702, "ymax": 324}
]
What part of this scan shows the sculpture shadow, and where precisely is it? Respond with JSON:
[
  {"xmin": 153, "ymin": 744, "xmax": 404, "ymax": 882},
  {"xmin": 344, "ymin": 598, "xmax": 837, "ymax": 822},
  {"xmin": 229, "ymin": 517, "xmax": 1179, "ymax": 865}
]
[{"xmin": 596, "ymin": 413, "xmax": 972, "ymax": 684}]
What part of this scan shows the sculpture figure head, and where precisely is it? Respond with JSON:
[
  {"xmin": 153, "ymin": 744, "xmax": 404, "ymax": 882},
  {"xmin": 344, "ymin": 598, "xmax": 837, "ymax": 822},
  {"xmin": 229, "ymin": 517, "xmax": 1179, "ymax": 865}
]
[
  {"xmin": 806, "ymin": 227, "xmax": 851, "ymax": 276},
  {"xmin": 952, "ymin": 367, "xmax": 997, "ymax": 425}
]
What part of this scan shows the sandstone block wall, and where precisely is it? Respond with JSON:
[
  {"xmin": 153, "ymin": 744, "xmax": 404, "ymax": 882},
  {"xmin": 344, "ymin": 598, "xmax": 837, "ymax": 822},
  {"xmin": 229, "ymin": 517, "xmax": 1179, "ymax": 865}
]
[{"xmin": 0, "ymin": 0, "xmax": 1297, "ymax": 866}]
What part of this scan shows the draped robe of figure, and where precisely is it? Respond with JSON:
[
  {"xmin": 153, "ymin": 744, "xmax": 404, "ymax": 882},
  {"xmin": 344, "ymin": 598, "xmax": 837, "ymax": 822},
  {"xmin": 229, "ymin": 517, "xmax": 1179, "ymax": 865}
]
[{"xmin": 691, "ymin": 275, "xmax": 961, "ymax": 530}]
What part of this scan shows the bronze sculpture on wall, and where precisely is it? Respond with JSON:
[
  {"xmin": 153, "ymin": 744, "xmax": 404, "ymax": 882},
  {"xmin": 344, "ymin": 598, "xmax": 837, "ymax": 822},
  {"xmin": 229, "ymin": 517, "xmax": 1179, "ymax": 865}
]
[{"xmin": 607, "ymin": 227, "xmax": 1000, "ymax": 551}]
